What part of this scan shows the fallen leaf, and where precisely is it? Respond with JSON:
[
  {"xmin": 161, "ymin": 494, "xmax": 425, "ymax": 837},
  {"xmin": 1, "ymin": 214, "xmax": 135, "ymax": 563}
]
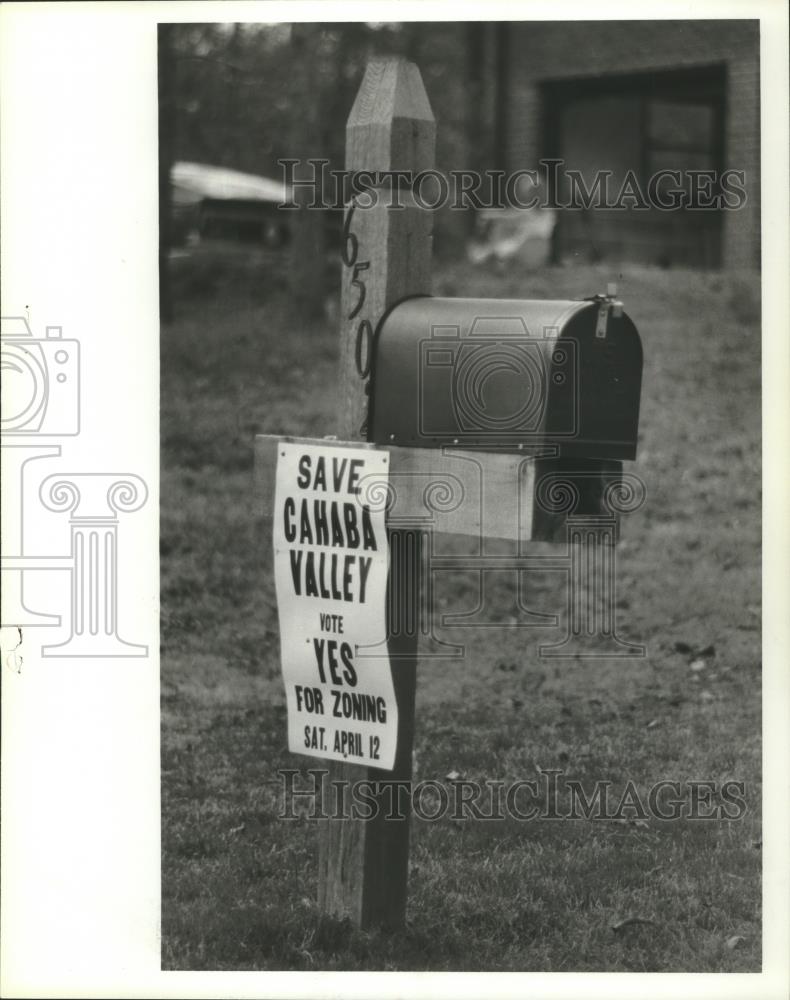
[
  {"xmin": 725, "ymin": 935, "xmax": 745, "ymax": 950},
  {"xmin": 446, "ymin": 770, "xmax": 462, "ymax": 781},
  {"xmin": 528, "ymin": 673, "xmax": 546, "ymax": 693},
  {"xmin": 646, "ymin": 718, "xmax": 660, "ymax": 729},
  {"xmin": 690, "ymin": 658, "xmax": 707, "ymax": 672}
]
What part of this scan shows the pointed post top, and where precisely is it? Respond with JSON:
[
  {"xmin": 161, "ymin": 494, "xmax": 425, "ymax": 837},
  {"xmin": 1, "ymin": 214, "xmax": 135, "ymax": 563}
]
[{"xmin": 346, "ymin": 57, "xmax": 436, "ymax": 174}]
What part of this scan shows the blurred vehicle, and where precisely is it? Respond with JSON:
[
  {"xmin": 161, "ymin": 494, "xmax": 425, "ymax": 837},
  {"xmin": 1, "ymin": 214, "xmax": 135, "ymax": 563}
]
[{"xmin": 170, "ymin": 161, "xmax": 292, "ymax": 251}]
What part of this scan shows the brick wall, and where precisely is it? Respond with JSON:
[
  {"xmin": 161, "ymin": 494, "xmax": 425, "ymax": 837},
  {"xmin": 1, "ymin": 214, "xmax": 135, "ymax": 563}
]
[{"xmin": 506, "ymin": 20, "xmax": 760, "ymax": 269}]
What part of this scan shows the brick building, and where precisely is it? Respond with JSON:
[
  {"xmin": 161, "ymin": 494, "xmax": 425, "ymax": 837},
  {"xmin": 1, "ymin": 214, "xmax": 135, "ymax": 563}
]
[{"xmin": 500, "ymin": 20, "xmax": 760, "ymax": 270}]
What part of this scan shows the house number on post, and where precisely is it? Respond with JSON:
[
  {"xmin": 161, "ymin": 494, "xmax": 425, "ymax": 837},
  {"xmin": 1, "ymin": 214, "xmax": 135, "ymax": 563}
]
[{"xmin": 342, "ymin": 200, "xmax": 374, "ymax": 433}]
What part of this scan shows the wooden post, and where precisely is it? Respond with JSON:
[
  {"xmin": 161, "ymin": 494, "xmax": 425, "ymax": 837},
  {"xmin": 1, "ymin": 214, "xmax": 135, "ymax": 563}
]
[{"xmin": 318, "ymin": 58, "xmax": 435, "ymax": 930}]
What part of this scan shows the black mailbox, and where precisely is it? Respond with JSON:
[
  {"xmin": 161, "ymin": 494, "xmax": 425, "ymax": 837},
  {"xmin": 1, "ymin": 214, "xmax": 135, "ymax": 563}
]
[{"xmin": 369, "ymin": 295, "xmax": 642, "ymax": 461}]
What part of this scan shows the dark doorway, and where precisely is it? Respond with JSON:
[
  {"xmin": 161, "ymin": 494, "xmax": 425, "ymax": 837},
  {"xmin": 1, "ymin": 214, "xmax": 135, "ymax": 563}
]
[{"xmin": 542, "ymin": 65, "xmax": 726, "ymax": 268}]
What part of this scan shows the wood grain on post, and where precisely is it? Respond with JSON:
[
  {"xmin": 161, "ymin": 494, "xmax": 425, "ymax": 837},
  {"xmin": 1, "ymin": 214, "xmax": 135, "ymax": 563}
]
[
  {"xmin": 320, "ymin": 58, "xmax": 435, "ymax": 930},
  {"xmin": 338, "ymin": 57, "xmax": 434, "ymax": 441}
]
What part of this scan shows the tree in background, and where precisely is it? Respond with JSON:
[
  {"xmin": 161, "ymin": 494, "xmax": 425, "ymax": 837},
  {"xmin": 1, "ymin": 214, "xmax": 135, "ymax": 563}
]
[
  {"xmin": 287, "ymin": 24, "xmax": 328, "ymax": 320},
  {"xmin": 158, "ymin": 23, "xmax": 175, "ymax": 323},
  {"xmin": 161, "ymin": 21, "xmax": 487, "ymax": 306}
]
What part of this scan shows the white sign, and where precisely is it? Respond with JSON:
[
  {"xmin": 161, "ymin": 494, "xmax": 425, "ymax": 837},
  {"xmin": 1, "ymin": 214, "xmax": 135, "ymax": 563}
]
[{"xmin": 273, "ymin": 441, "xmax": 396, "ymax": 769}]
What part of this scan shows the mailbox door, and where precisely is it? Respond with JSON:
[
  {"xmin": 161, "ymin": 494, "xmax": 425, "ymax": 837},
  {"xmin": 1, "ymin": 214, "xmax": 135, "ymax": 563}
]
[{"xmin": 551, "ymin": 305, "xmax": 642, "ymax": 460}]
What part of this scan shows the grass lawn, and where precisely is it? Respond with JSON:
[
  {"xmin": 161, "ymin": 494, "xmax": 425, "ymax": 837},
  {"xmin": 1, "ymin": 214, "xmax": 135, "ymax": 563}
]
[{"xmin": 160, "ymin": 257, "xmax": 761, "ymax": 971}]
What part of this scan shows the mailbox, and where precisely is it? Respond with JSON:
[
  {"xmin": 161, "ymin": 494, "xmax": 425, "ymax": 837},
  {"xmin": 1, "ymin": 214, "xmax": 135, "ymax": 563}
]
[{"xmin": 369, "ymin": 294, "xmax": 642, "ymax": 461}]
